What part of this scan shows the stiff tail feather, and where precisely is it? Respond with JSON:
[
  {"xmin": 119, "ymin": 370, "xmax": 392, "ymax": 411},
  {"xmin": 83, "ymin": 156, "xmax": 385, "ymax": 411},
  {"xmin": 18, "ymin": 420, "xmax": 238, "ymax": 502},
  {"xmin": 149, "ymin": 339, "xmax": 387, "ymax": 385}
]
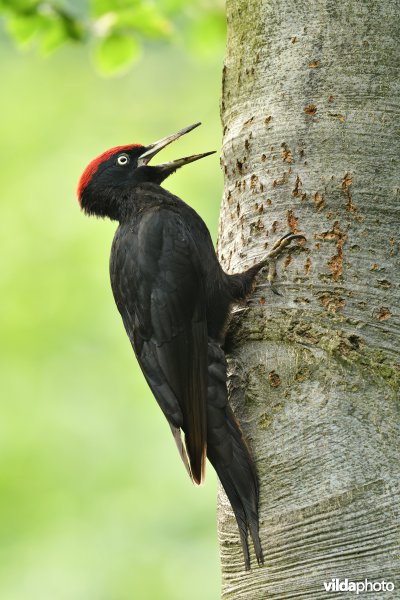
[{"xmin": 207, "ymin": 341, "xmax": 263, "ymax": 569}]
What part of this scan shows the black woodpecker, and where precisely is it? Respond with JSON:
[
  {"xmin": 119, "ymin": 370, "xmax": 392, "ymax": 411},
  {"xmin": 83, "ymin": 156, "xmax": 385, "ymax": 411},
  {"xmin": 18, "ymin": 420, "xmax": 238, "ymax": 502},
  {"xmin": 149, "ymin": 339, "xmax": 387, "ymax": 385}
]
[{"xmin": 77, "ymin": 123, "xmax": 304, "ymax": 568}]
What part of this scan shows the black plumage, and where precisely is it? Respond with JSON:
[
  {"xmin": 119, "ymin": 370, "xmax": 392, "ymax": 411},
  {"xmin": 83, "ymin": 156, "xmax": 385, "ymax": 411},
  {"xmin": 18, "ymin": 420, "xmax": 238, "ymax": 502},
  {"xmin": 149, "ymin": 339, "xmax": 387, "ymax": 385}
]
[{"xmin": 77, "ymin": 124, "xmax": 268, "ymax": 568}]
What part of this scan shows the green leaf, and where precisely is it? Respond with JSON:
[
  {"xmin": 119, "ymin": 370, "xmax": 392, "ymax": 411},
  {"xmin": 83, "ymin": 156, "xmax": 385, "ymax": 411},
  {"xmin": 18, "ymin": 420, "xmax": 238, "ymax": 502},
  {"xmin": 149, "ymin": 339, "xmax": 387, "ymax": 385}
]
[
  {"xmin": 39, "ymin": 15, "xmax": 68, "ymax": 56},
  {"xmin": 7, "ymin": 14, "xmax": 44, "ymax": 46},
  {"xmin": 94, "ymin": 32, "xmax": 141, "ymax": 75},
  {"xmin": 56, "ymin": 9, "xmax": 86, "ymax": 42}
]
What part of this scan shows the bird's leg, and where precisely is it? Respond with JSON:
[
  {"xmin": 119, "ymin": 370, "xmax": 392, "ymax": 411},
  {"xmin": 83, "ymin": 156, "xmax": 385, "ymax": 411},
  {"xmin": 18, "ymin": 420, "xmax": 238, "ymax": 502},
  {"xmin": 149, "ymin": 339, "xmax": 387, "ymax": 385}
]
[
  {"xmin": 259, "ymin": 232, "xmax": 306, "ymax": 296},
  {"xmin": 228, "ymin": 232, "xmax": 306, "ymax": 300}
]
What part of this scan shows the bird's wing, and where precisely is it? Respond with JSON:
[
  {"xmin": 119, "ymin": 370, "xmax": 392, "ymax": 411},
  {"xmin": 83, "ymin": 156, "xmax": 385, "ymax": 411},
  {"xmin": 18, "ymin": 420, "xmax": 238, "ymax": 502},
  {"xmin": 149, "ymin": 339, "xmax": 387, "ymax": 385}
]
[{"xmin": 110, "ymin": 208, "xmax": 208, "ymax": 484}]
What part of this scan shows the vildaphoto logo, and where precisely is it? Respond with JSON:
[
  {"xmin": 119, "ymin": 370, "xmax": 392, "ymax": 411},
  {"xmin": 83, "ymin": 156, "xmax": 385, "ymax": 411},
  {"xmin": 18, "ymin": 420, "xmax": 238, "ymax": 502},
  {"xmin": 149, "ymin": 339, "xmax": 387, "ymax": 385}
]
[{"xmin": 323, "ymin": 578, "xmax": 395, "ymax": 594}]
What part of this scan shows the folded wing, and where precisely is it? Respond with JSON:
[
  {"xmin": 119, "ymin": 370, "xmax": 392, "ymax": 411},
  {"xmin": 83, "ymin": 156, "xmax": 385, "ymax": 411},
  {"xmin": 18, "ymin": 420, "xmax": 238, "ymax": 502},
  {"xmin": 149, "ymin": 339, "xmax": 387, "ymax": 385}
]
[{"xmin": 110, "ymin": 208, "xmax": 208, "ymax": 484}]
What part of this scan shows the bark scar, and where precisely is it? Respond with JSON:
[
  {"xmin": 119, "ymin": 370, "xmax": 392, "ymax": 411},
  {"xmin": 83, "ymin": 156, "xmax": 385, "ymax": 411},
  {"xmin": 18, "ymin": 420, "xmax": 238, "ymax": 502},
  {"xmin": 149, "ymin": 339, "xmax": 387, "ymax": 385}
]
[
  {"xmin": 342, "ymin": 173, "xmax": 357, "ymax": 214},
  {"xmin": 315, "ymin": 221, "xmax": 347, "ymax": 281}
]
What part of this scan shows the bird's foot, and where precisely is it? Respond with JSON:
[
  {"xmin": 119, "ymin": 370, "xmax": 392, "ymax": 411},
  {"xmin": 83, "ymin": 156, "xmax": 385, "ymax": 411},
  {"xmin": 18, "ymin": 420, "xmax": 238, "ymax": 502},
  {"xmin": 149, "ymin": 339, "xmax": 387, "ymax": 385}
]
[{"xmin": 263, "ymin": 232, "xmax": 306, "ymax": 295}]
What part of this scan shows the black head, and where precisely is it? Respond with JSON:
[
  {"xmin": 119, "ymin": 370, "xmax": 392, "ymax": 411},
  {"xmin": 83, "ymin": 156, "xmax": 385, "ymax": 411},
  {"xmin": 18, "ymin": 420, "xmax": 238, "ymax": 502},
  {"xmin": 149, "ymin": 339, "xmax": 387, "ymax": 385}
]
[{"xmin": 77, "ymin": 123, "xmax": 215, "ymax": 220}]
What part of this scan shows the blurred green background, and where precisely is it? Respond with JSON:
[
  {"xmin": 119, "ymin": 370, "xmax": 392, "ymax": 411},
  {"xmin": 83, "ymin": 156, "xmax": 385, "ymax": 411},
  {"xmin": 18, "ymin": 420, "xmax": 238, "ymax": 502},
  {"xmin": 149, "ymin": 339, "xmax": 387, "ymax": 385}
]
[{"xmin": 0, "ymin": 13, "xmax": 224, "ymax": 599}]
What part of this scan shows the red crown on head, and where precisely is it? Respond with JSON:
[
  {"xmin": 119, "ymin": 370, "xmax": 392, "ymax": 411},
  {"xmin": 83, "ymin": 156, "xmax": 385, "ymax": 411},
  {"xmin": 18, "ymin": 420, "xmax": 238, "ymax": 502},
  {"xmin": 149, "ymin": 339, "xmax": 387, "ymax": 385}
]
[{"xmin": 77, "ymin": 144, "xmax": 143, "ymax": 203}]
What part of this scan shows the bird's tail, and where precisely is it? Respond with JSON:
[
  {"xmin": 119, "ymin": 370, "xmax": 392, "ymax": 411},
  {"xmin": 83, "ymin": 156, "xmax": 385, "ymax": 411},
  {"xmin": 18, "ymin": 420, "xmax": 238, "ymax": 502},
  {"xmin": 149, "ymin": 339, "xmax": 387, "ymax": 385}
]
[{"xmin": 207, "ymin": 341, "xmax": 263, "ymax": 569}]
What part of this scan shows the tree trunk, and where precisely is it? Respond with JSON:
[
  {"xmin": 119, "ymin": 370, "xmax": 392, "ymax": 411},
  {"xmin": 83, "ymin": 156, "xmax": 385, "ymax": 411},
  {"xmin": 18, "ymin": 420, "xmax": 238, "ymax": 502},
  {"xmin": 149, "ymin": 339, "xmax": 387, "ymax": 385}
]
[{"xmin": 217, "ymin": 0, "xmax": 400, "ymax": 597}]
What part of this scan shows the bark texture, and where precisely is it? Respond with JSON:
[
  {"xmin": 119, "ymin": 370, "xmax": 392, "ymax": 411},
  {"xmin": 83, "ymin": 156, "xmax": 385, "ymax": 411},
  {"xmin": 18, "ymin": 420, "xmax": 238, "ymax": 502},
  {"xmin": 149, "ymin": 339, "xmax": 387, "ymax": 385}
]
[{"xmin": 217, "ymin": 0, "xmax": 400, "ymax": 597}]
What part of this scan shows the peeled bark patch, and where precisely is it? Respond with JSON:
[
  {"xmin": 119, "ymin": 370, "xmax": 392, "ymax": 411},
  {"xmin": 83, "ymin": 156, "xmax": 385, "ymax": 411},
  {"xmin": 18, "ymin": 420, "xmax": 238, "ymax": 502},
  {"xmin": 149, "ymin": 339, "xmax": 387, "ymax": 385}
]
[
  {"xmin": 304, "ymin": 103, "xmax": 317, "ymax": 115},
  {"xmin": 376, "ymin": 307, "xmax": 392, "ymax": 321},
  {"xmin": 286, "ymin": 209, "xmax": 299, "ymax": 233},
  {"xmin": 268, "ymin": 370, "xmax": 281, "ymax": 388},
  {"xmin": 342, "ymin": 173, "xmax": 357, "ymax": 214},
  {"xmin": 313, "ymin": 191, "xmax": 325, "ymax": 211}
]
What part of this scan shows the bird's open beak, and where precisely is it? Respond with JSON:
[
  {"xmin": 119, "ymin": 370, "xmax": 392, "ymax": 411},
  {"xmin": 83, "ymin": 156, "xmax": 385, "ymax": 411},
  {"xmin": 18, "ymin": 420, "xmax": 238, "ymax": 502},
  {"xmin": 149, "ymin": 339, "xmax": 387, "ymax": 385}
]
[{"xmin": 137, "ymin": 123, "xmax": 215, "ymax": 173}]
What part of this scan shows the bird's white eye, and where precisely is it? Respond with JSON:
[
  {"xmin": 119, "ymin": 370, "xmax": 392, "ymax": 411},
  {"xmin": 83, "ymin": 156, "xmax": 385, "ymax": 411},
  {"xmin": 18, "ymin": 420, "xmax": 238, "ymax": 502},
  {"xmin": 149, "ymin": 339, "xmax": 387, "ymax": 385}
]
[{"xmin": 117, "ymin": 154, "xmax": 130, "ymax": 166}]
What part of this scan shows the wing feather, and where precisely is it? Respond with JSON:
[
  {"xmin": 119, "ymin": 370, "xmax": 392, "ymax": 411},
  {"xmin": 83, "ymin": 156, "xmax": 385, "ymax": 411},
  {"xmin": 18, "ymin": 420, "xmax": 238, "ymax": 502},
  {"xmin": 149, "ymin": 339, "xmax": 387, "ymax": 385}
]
[{"xmin": 110, "ymin": 208, "xmax": 208, "ymax": 483}]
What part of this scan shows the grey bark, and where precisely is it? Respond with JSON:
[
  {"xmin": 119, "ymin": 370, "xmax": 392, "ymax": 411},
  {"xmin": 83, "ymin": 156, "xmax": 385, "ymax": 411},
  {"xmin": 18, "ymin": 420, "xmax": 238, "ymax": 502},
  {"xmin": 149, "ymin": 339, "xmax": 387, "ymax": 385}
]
[{"xmin": 216, "ymin": 0, "xmax": 400, "ymax": 597}]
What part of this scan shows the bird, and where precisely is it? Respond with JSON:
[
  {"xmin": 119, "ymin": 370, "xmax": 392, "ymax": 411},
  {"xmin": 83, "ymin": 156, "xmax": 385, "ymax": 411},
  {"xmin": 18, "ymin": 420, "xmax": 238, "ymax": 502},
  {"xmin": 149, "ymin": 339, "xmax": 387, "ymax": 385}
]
[{"xmin": 77, "ymin": 123, "xmax": 304, "ymax": 569}]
